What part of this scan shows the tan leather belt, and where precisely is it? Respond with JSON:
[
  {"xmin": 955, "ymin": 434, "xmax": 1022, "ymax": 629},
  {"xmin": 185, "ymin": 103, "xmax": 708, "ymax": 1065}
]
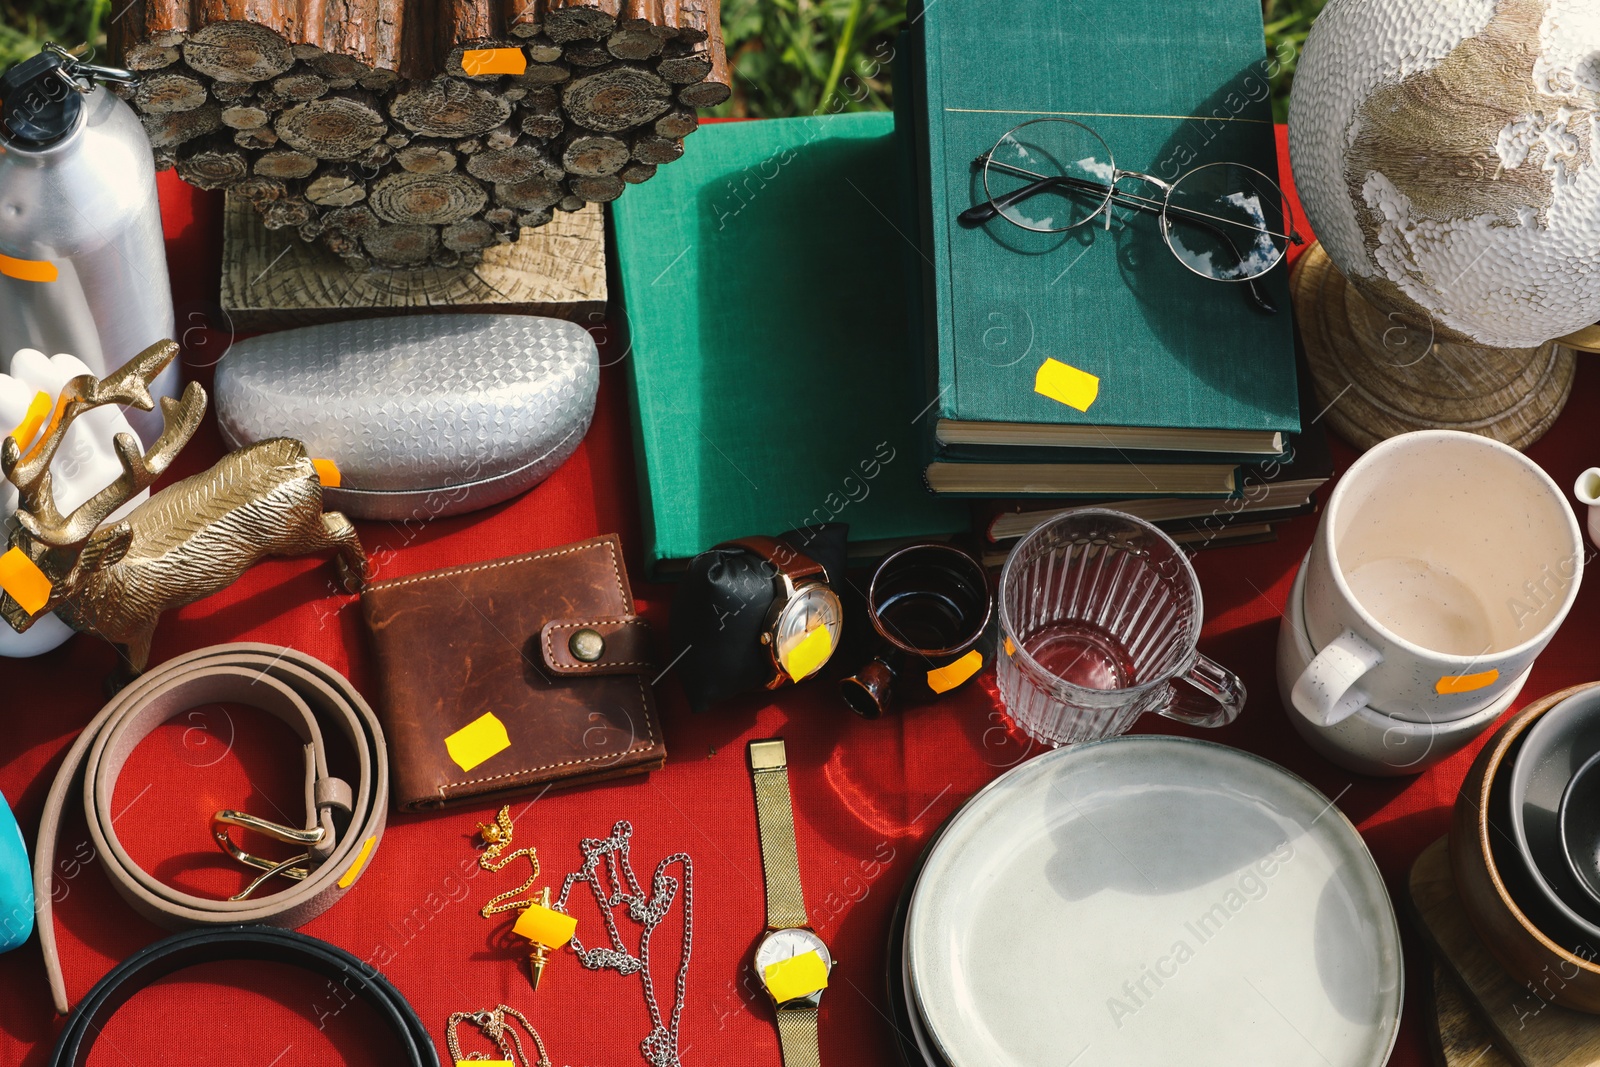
[{"xmin": 33, "ymin": 643, "xmax": 389, "ymax": 1014}]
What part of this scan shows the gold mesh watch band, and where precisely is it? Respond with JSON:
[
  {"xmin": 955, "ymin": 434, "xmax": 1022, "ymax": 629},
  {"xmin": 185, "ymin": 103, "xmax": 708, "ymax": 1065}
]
[
  {"xmin": 749, "ymin": 739, "xmax": 809, "ymax": 930},
  {"xmin": 775, "ymin": 1007, "xmax": 821, "ymax": 1067}
]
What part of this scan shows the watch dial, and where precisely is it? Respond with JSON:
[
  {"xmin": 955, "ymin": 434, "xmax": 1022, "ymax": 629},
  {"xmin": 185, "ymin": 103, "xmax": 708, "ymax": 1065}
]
[
  {"xmin": 755, "ymin": 927, "xmax": 834, "ymax": 973},
  {"xmin": 773, "ymin": 585, "xmax": 843, "ymax": 681}
]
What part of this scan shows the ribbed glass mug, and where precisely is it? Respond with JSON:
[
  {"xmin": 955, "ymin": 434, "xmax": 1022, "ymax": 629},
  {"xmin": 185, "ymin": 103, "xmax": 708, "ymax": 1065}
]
[{"xmin": 996, "ymin": 509, "xmax": 1246, "ymax": 745}]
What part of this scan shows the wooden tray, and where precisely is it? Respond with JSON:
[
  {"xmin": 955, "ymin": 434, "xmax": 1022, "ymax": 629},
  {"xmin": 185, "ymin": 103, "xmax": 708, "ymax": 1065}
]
[
  {"xmin": 1410, "ymin": 836, "xmax": 1600, "ymax": 1066},
  {"xmin": 220, "ymin": 193, "xmax": 607, "ymax": 331}
]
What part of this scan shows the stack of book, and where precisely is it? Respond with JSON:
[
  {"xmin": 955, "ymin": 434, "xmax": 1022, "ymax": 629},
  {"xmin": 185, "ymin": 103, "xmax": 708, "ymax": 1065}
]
[{"xmin": 896, "ymin": 0, "xmax": 1331, "ymax": 548}]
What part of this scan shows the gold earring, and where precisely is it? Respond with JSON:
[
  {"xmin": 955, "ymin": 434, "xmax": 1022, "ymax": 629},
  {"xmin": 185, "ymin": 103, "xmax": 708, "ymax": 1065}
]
[{"xmin": 476, "ymin": 806, "xmax": 577, "ymax": 990}]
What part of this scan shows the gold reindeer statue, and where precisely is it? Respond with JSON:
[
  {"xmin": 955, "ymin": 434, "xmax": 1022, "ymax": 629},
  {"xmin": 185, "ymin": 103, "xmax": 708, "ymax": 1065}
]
[{"xmin": 0, "ymin": 339, "xmax": 369, "ymax": 682}]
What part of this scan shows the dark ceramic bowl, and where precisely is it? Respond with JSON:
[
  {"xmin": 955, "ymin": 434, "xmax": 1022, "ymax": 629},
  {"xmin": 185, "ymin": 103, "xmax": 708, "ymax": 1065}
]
[
  {"xmin": 1453, "ymin": 683, "xmax": 1600, "ymax": 1013},
  {"xmin": 1507, "ymin": 688, "xmax": 1600, "ymax": 938},
  {"xmin": 1560, "ymin": 749, "xmax": 1600, "ymax": 909}
]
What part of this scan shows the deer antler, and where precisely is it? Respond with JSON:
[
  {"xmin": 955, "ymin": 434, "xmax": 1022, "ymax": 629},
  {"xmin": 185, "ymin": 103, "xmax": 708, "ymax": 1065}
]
[
  {"xmin": 4, "ymin": 341, "xmax": 200, "ymax": 551},
  {"xmin": 2, "ymin": 340, "xmax": 180, "ymax": 511},
  {"xmin": 16, "ymin": 383, "xmax": 207, "ymax": 550}
]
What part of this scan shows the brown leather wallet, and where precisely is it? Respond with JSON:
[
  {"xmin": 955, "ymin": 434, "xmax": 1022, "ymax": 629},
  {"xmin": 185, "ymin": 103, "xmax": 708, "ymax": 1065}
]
[{"xmin": 360, "ymin": 534, "xmax": 665, "ymax": 811}]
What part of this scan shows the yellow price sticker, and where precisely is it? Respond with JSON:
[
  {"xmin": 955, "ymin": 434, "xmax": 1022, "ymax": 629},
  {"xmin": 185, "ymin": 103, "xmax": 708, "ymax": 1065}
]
[
  {"xmin": 337, "ymin": 835, "xmax": 378, "ymax": 889},
  {"xmin": 512, "ymin": 902, "xmax": 578, "ymax": 948},
  {"xmin": 1034, "ymin": 357, "xmax": 1100, "ymax": 412},
  {"xmin": 1436, "ymin": 669, "xmax": 1499, "ymax": 695},
  {"xmin": 0, "ymin": 547, "xmax": 51, "ymax": 614},
  {"xmin": 444, "ymin": 712, "xmax": 512, "ymax": 772},
  {"xmin": 763, "ymin": 950, "xmax": 830, "ymax": 1003},
  {"xmin": 462, "ymin": 47, "xmax": 527, "ymax": 76},
  {"xmin": 782, "ymin": 625, "xmax": 834, "ymax": 682},
  {"xmin": 926, "ymin": 649, "xmax": 984, "ymax": 694}
]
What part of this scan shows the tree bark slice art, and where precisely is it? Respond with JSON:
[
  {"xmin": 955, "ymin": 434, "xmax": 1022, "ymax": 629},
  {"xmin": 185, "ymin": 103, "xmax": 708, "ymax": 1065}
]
[{"xmin": 112, "ymin": 0, "xmax": 730, "ymax": 270}]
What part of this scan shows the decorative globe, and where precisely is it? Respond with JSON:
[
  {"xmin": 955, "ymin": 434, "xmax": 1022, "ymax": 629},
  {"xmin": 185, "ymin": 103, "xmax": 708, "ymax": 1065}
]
[{"xmin": 1288, "ymin": 0, "xmax": 1600, "ymax": 348}]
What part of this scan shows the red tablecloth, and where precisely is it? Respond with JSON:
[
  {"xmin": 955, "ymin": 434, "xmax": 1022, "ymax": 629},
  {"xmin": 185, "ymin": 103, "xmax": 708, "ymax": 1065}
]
[{"xmin": 0, "ymin": 126, "xmax": 1590, "ymax": 1067}]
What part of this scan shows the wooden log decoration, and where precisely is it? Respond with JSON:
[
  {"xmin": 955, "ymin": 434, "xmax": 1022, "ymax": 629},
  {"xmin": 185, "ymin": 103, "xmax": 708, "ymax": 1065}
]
[
  {"xmin": 111, "ymin": 0, "xmax": 732, "ymax": 270},
  {"xmin": 369, "ymin": 171, "xmax": 489, "ymax": 224},
  {"xmin": 176, "ymin": 139, "xmax": 251, "ymax": 188}
]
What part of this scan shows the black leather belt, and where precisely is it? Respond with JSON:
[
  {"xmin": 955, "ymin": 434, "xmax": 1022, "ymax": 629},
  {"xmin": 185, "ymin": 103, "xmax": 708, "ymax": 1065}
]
[{"xmin": 48, "ymin": 926, "xmax": 439, "ymax": 1067}]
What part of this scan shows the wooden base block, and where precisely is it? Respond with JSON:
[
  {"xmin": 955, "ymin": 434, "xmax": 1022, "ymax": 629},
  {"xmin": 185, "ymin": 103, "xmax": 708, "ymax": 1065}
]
[
  {"xmin": 1410, "ymin": 837, "xmax": 1600, "ymax": 1067},
  {"xmin": 220, "ymin": 194, "xmax": 606, "ymax": 331},
  {"xmin": 1291, "ymin": 242, "xmax": 1575, "ymax": 452},
  {"xmin": 1429, "ymin": 960, "xmax": 1514, "ymax": 1067}
]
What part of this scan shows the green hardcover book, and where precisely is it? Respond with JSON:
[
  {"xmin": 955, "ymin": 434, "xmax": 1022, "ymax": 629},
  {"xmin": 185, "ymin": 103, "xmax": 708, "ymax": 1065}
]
[
  {"xmin": 906, "ymin": 0, "xmax": 1300, "ymax": 462},
  {"xmin": 613, "ymin": 113, "xmax": 968, "ymax": 574}
]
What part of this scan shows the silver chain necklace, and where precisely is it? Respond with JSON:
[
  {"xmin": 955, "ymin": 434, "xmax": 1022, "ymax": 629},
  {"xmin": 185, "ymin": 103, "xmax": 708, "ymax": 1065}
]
[{"xmin": 554, "ymin": 820, "xmax": 693, "ymax": 1067}]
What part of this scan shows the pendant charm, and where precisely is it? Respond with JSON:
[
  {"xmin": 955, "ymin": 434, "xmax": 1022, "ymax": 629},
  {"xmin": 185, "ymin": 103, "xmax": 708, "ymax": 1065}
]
[{"xmin": 475, "ymin": 806, "xmax": 575, "ymax": 991}]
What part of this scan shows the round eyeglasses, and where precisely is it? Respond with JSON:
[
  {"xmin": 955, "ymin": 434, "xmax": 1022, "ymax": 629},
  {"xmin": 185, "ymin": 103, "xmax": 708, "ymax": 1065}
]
[{"xmin": 959, "ymin": 118, "xmax": 1301, "ymax": 289}]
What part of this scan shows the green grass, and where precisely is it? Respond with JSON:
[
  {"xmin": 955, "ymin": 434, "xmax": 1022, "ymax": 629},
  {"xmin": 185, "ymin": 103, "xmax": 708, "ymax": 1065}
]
[
  {"xmin": 0, "ymin": 0, "xmax": 111, "ymax": 71},
  {"xmin": 1, "ymin": 0, "xmax": 1326, "ymax": 122}
]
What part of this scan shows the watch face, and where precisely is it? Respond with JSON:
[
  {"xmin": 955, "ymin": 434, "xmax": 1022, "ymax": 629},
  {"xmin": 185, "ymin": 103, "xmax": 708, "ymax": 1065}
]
[
  {"xmin": 773, "ymin": 584, "xmax": 843, "ymax": 682},
  {"xmin": 755, "ymin": 927, "xmax": 834, "ymax": 976}
]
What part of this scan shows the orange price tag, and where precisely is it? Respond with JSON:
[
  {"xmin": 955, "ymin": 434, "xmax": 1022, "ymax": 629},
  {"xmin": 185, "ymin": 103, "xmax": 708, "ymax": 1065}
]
[
  {"xmin": 926, "ymin": 649, "xmax": 984, "ymax": 694},
  {"xmin": 7, "ymin": 391, "xmax": 52, "ymax": 451},
  {"xmin": 0, "ymin": 547, "xmax": 52, "ymax": 615},
  {"xmin": 0, "ymin": 254, "xmax": 57, "ymax": 283},
  {"xmin": 312, "ymin": 458, "xmax": 342, "ymax": 488},
  {"xmin": 462, "ymin": 47, "xmax": 527, "ymax": 76},
  {"xmin": 1436, "ymin": 669, "xmax": 1499, "ymax": 695}
]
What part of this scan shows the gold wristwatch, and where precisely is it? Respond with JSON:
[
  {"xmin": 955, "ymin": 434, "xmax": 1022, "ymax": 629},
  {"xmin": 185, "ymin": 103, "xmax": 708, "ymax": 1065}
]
[{"xmin": 749, "ymin": 738, "xmax": 831, "ymax": 1066}]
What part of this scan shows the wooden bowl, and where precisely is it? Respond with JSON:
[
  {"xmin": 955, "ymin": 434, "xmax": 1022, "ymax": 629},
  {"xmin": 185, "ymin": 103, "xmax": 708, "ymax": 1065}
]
[{"xmin": 1452, "ymin": 682, "xmax": 1600, "ymax": 1012}]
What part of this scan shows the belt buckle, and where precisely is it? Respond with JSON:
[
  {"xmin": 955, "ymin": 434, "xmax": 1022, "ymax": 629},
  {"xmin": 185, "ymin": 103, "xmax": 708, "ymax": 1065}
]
[{"xmin": 212, "ymin": 810, "xmax": 326, "ymax": 901}]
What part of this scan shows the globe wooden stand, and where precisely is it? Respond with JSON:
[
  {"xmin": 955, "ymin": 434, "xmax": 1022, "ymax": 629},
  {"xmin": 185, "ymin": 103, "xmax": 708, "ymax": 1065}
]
[{"xmin": 1290, "ymin": 242, "xmax": 1576, "ymax": 451}]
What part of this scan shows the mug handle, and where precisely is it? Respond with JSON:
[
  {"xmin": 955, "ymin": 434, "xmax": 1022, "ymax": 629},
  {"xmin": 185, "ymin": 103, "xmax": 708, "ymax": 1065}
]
[
  {"xmin": 1291, "ymin": 628, "xmax": 1384, "ymax": 727},
  {"xmin": 1161, "ymin": 653, "xmax": 1247, "ymax": 728}
]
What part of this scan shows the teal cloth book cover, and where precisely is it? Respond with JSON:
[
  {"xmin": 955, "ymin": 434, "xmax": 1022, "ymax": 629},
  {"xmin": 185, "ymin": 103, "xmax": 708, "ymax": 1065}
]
[
  {"xmin": 612, "ymin": 113, "xmax": 968, "ymax": 571},
  {"xmin": 907, "ymin": 0, "xmax": 1301, "ymax": 442}
]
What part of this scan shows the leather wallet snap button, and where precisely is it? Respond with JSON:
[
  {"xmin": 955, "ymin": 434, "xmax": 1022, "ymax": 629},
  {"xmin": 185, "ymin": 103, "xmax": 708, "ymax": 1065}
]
[{"xmin": 569, "ymin": 628, "xmax": 605, "ymax": 662}]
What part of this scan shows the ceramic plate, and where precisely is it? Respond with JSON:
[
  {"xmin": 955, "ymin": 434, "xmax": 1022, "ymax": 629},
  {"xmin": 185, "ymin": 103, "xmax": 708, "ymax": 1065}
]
[{"xmin": 906, "ymin": 737, "xmax": 1402, "ymax": 1067}]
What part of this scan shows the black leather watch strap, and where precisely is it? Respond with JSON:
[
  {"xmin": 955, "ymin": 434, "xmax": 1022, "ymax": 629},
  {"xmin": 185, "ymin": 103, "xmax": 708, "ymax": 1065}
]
[{"xmin": 48, "ymin": 926, "xmax": 439, "ymax": 1067}]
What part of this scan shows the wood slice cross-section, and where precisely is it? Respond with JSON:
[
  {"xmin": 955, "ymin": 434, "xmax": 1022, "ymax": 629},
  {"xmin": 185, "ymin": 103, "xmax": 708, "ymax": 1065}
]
[
  {"xmin": 562, "ymin": 65, "xmax": 671, "ymax": 131},
  {"xmin": 369, "ymin": 170, "xmax": 489, "ymax": 224},
  {"xmin": 115, "ymin": 0, "xmax": 731, "ymax": 272},
  {"xmin": 275, "ymin": 93, "xmax": 389, "ymax": 159},
  {"xmin": 391, "ymin": 78, "xmax": 513, "ymax": 138}
]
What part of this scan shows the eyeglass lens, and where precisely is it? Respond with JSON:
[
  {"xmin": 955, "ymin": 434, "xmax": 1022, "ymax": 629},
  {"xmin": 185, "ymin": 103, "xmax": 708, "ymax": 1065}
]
[
  {"xmin": 982, "ymin": 119, "xmax": 1116, "ymax": 233},
  {"xmin": 1162, "ymin": 162, "xmax": 1290, "ymax": 282}
]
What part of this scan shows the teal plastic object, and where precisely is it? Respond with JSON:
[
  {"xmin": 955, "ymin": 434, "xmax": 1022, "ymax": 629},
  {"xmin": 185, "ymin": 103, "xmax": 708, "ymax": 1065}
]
[{"xmin": 0, "ymin": 788, "xmax": 31, "ymax": 951}]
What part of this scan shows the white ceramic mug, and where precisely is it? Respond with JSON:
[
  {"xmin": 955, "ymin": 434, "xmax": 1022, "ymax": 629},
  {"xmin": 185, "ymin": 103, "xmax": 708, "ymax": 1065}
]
[
  {"xmin": 1293, "ymin": 430, "xmax": 1581, "ymax": 726},
  {"xmin": 1277, "ymin": 551, "xmax": 1526, "ymax": 776}
]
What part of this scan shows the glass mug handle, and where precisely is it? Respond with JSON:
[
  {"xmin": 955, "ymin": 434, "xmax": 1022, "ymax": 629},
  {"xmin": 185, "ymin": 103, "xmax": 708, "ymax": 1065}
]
[{"xmin": 1160, "ymin": 653, "xmax": 1247, "ymax": 728}]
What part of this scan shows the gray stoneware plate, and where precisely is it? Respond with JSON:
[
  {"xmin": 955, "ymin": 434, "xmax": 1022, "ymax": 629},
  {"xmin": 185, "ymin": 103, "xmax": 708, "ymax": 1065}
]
[{"xmin": 905, "ymin": 736, "xmax": 1402, "ymax": 1067}]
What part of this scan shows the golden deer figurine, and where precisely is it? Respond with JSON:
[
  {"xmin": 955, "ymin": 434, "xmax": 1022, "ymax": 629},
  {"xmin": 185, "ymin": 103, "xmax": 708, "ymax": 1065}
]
[{"xmin": 0, "ymin": 339, "xmax": 369, "ymax": 681}]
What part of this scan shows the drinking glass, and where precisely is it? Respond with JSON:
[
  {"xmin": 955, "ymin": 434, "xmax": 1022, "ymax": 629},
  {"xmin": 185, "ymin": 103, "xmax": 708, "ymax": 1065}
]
[
  {"xmin": 996, "ymin": 509, "xmax": 1245, "ymax": 745},
  {"xmin": 840, "ymin": 542, "xmax": 993, "ymax": 718}
]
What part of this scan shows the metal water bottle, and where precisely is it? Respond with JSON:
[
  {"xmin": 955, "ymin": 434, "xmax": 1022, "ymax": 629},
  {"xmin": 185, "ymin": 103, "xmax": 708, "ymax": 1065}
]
[{"xmin": 0, "ymin": 44, "xmax": 178, "ymax": 444}]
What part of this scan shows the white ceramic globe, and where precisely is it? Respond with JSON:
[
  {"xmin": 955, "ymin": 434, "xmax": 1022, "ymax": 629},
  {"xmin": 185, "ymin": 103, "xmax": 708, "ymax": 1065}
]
[{"xmin": 1288, "ymin": 0, "xmax": 1600, "ymax": 347}]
